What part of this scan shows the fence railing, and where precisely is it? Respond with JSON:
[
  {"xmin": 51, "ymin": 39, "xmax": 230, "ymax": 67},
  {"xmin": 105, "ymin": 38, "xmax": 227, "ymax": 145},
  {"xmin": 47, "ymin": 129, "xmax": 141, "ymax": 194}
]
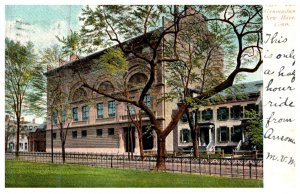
[
  {"xmin": 232, "ymin": 150, "xmax": 263, "ymax": 159},
  {"xmin": 5, "ymin": 151, "xmax": 263, "ymax": 179}
]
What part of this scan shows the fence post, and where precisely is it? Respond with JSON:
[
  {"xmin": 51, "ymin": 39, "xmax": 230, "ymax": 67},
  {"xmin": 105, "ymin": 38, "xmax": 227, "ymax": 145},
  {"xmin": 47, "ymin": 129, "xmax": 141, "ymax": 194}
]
[
  {"xmin": 208, "ymin": 155, "xmax": 211, "ymax": 175},
  {"xmin": 231, "ymin": 156, "xmax": 233, "ymax": 177},
  {"xmin": 249, "ymin": 162, "xmax": 252, "ymax": 179},
  {"xmin": 172, "ymin": 155, "xmax": 174, "ymax": 173},
  {"xmin": 243, "ymin": 158, "xmax": 245, "ymax": 179},
  {"xmin": 111, "ymin": 155, "xmax": 113, "ymax": 168},
  {"xmin": 219, "ymin": 158, "xmax": 222, "ymax": 176},
  {"xmin": 199, "ymin": 156, "xmax": 201, "ymax": 175},
  {"xmin": 190, "ymin": 157, "xmax": 192, "ymax": 174},
  {"xmin": 255, "ymin": 160, "xmax": 258, "ymax": 179},
  {"xmin": 181, "ymin": 157, "xmax": 183, "ymax": 174}
]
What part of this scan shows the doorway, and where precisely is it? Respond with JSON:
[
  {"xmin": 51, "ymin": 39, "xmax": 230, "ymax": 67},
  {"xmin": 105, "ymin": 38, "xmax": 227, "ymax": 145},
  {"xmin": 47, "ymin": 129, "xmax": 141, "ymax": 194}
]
[
  {"xmin": 123, "ymin": 127, "xmax": 135, "ymax": 153},
  {"xmin": 200, "ymin": 127, "xmax": 210, "ymax": 146}
]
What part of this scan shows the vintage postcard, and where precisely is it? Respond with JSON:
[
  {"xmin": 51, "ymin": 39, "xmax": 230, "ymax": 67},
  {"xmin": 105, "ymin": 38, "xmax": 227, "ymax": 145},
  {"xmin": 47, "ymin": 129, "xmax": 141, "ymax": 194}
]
[{"xmin": 2, "ymin": 0, "xmax": 298, "ymax": 193}]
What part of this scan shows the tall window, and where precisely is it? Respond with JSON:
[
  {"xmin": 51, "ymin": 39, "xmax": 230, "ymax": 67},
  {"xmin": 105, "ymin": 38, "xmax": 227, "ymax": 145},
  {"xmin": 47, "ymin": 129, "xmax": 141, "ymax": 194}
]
[
  {"xmin": 108, "ymin": 128, "xmax": 115, "ymax": 135},
  {"xmin": 217, "ymin": 107, "xmax": 229, "ymax": 120},
  {"xmin": 96, "ymin": 129, "xmax": 103, "ymax": 137},
  {"xmin": 181, "ymin": 113, "xmax": 188, "ymax": 122},
  {"xmin": 19, "ymin": 143, "xmax": 23, "ymax": 150},
  {"xmin": 128, "ymin": 96, "xmax": 135, "ymax": 115},
  {"xmin": 82, "ymin": 105, "xmax": 89, "ymax": 120},
  {"xmin": 143, "ymin": 95, "xmax": 151, "ymax": 108},
  {"xmin": 230, "ymin": 105, "xmax": 243, "ymax": 119},
  {"xmin": 231, "ymin": 125, "xmax": 243, "ymax": 142},
  {"xmin": 72, "ymin": 131, "xmax": 77, "ymax": 139},
  {"xmin": 202, "ymin": 109, "xmax": 213, "ymax": 121},
  {"xmin": 218, "ymin": 126, "xmax": 229, "ymax": 142},
  {"xmin": 108, "ymin": 101, "xmax": 116, "ymax": 117},
  {"xmin": 25, "ymin": 143, "xmax": 27, "ymax": 150},
  {"xmin": 52, "ymin": 112, "xmax": 58, "ymax": 124},
  {"xmin": 97, "ymin": 103, "xmax": 104, "ymax": 118},
  {"xmin": 72, "ymin": 107, "xmax": 78, "ymax": 121},
  {"xmin": 244, "ymin": 103, "xmax": 259, "ymax": 118},
  {"xmin": 61, "ymin": 111, "xmax": 66, "ymax": 123},
  {"xmin": 81, "ymin": 130, "xmax": 87, "ymax": 138},
  {"xmin": 180, "ymin": 128, "xmax": 191, "ymax": 143},
  {"xmin": 52, "ymin": 133, "xmax": 57, "ymax": 140}
]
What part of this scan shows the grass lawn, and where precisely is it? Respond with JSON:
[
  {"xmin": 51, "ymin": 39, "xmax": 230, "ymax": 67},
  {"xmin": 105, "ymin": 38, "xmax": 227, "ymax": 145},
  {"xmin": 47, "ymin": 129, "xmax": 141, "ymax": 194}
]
[{"xmin": 5, "ymin": 160, "xmax": 263, "ymax": 188}]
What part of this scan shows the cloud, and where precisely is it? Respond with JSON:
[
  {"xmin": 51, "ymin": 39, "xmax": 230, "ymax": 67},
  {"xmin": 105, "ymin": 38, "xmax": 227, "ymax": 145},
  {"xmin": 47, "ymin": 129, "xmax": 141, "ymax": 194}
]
[{"xmin": 5, "ymin": 19, "xmax": 71, "ymax": 51}]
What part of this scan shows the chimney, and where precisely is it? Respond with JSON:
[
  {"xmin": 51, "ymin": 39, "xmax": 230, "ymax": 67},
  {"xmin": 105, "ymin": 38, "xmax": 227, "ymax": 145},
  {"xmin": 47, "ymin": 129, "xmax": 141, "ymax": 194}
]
[
  {"xmin": 32, "ymin": 118, "xmax": 35, "ymax": 124},
  {"xmin": 59, "ymin": 58, "xmax": 66, "ymax": 66},
  {"xmin": 70, "ymin": 54, "xmax": 79, "ymax": 61}
]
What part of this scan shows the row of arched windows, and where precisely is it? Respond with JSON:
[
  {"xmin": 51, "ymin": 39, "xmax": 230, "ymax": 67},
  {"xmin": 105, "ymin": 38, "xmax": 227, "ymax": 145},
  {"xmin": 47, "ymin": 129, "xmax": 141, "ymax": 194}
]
[{"xmin": 71, "ymin": 72, "xmax": 148, "ymax": 102}]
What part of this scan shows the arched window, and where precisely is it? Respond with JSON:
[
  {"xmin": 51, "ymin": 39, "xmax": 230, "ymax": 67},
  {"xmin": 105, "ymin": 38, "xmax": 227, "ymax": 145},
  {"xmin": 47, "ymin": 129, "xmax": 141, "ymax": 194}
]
[
  {"xmin": 72, "ymin": 88, "xmax": 87, "ymax": 102},
  {"xmin": 128, "ymin": 73, "xmax": 148, "ymax": 88},
  {"xmin": 98, "ymin": 81, "xmax": 114, "ymax": 93}
]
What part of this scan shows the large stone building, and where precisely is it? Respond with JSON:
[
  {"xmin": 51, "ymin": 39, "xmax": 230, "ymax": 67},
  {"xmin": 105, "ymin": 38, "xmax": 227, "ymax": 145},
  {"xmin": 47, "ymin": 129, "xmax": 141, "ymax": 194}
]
[{"xmin": 44, "ymin": 11, "xmax": 225, "ymax": 154}]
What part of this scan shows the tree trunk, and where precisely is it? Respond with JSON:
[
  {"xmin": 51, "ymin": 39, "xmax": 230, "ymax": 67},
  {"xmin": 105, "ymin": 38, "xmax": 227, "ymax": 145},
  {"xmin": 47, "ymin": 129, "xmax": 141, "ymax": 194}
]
[
  {"xmin": 51, "ymin": 122, "xmax": 54, "ymax": 163},
  {"xmin": 155, "ymin": 135, "xmax": 166, "ymax": 170},
  {"xmin": 5, "ymin": 133, "xmax": 9, "ymax": 153},
  {"xmin": 137, "ymin": 126, "xmax": 144, "ymax": 160},
  {"xmin": 129, "ymin": 126, "xmax": 133, "ymax": 159},
  {"xmin": 191, "ymin": 128, "xmax": 199, "ymax": 158},
  {"xmin": 16, "ymin": 115, "xmax": 20, "ymax": 158},
  {"xmin": 61, "ymin": 141, "xmax": 66, "ymax": 163},
  {"xmin": 185, "ymin": 108, "xmax": 199, "ymax": 158}
]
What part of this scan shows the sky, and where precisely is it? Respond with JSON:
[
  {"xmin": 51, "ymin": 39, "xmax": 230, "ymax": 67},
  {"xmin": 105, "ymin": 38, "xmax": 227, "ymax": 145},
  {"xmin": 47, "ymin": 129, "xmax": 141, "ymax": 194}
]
[
  {"xmin": 5, "ymin": 5, "xmax": 84, "ymax": 124},
  {"xmin": 4, "ymin": 4, "xmax": 262, "ymax": 124},
  {"xmin": 5, "ymin": 5, "xmax": 83, "ymax": 50}
]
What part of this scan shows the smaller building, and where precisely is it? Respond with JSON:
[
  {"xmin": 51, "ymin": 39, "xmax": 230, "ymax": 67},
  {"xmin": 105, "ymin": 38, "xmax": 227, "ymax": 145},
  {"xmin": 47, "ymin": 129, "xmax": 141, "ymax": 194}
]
[
  {"xmin": 174, "ymin": 80, "xmax": 263, "ymax": 153},
  {"xmin": 6, "ymin": 117, "xmax": 43, "ymax": 152},
  {"xmin": 28, "ymin": 123, "xmax": 47, "ymax": 152}
]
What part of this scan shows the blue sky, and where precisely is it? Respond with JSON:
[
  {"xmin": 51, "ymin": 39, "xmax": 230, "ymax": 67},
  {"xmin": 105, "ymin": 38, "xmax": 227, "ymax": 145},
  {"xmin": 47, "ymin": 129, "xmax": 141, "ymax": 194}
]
[
  {"xmin": 5, "ymin": 5, "xmax": 83, "ymax": 50},
  {"xmin": 5, "ymin": 5, "xmax": 84, "ymax": 123},
  {"xmin": 6, "ymin": 5, "xmax": 82, "ymax": 28}
]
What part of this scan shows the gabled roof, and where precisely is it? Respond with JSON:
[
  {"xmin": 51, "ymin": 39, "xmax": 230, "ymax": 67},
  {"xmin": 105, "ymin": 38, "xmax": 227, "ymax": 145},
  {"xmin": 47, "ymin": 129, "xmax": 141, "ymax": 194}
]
[
  {"xmin": 215, "ymin": 80, "xmax": 262, "ymax": 97},
  {"xmin": 44, "ymin": 28, "xmax": 163, "ymax": 77},
  {"xmin": 208, "ymin": 80, "xmax": 263, "ymax": 102}
]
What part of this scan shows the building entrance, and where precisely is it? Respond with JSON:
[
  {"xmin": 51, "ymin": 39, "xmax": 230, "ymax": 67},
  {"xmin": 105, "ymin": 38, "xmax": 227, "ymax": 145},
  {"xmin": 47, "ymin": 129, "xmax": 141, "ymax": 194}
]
[{"xmin": 123, "ymin": 127, "xmax": 135, "ymax": 153}]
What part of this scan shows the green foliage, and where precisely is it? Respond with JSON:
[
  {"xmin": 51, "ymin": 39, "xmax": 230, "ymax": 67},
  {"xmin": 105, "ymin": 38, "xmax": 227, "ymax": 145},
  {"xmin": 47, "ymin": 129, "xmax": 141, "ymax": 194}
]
[
  {"xmin": 5, "ymin": 38, "xmax": 44, "ymax": 118},
  {"xmin": 244, "ymin": 110, "xmax": 263, "ymax": 150},
  {"xmin": 80, "ymin": 5, "xmax": 171, "ymax": 52},
  {"xmin": 96, "ymin": 48, "xmax": 128, "ymax": 77},
  {"xmin": 56, "ymin": 30, "xmax": 81, "ymax": 57},
  {"xmin": 39, "ymin": 45, "xmax": 62, "ymax": 69},
  {"xmin": 6, "ymin": 160, "xmax": 262, "ymax": 187}
]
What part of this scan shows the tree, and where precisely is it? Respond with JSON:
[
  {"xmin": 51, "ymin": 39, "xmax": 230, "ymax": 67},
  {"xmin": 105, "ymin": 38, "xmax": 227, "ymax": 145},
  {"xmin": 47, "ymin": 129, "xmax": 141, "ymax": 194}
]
[
  {"xmin": 39, "ymin": 45, "xmax": 63, "ymax": 162},
  {"xmin": 163, "ymin": 9, "xmax": 230, "ymax": 157},
  {"xmin": 73, "ymin": 5, "xmax": 262, "ymax": 170},
  {"xmin": 39, "ymin": 45, "xmax": 76, "ymax": 163},
  {"xmin": 244, "ymin": 110, "xmax": 263, "ymax": 150},
  {"xmin": 56, "ymin": 30, "xmax": 82, "ymax": 59},
  {"xmin": 5, "ymin": 38, "xmax": 43, "ymax": 157},
  {"xmin": 47, "ymin": 75, "xmax": 73, "ymax": 163},
  {"xmin": 127, "ymin": 106, "xmax": 144, "ymax": 159}
]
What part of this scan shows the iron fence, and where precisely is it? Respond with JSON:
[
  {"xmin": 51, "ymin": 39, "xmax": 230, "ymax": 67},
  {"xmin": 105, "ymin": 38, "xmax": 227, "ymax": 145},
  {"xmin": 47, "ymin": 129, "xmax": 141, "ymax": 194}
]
[{"xmin": 5, "ymin": 152, "xmax": 263, "ymax": 179}]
